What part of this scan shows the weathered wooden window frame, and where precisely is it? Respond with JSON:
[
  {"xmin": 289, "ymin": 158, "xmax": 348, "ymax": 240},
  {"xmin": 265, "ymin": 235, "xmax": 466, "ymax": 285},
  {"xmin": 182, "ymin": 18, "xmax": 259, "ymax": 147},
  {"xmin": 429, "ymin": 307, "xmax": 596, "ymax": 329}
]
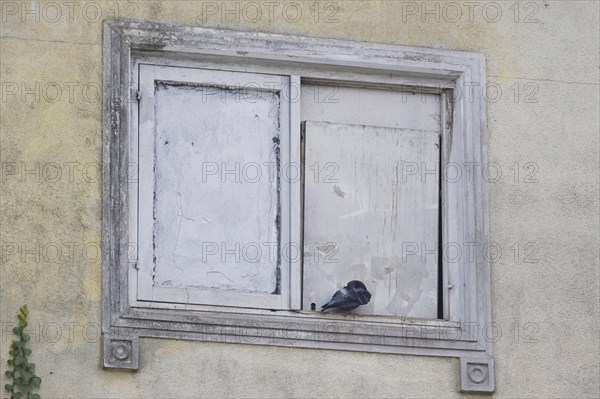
[{"xmin": 102, "ymin": 20, "xmax": 494, "ymax": 393}]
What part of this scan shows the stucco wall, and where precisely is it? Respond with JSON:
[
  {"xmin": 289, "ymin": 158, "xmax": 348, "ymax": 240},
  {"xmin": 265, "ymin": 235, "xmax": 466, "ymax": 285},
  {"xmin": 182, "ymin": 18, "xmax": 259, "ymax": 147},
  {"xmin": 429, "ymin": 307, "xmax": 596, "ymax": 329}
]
[{"xmin": 1, "ymin": 1, "xmax": 598, "ymax": 397}]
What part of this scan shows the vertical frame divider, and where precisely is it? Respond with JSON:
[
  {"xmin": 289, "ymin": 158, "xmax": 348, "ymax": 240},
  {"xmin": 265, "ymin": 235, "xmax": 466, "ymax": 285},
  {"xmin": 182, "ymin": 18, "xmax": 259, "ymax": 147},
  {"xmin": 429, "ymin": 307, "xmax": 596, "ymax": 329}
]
[{"xmin": 289, "ymin": 75, "xmax": 302, "ymax": 310}]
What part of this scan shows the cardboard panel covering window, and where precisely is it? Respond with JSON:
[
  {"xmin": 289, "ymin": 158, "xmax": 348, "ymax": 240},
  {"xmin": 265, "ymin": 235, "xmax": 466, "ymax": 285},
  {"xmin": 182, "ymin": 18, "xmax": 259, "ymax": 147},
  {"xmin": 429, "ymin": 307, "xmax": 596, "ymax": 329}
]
[
  {"xmin": 135, "ymin": 65, "xmax": 292, "ymax": 309},
  {"xmin": 301, "ymin": 85, "xmax": 441, "ymax": 318}
]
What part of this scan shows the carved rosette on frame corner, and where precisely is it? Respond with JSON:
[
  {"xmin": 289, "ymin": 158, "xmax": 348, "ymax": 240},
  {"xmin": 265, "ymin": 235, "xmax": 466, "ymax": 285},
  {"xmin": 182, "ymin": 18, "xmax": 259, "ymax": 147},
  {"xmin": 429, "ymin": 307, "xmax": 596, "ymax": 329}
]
[
  {"xmin": 103, "ymin": 334, "xmax": 139, "ymax": 370},
  {"xmin": 460, "ymin": 357, "xmax": 495, "ymax": 393}
]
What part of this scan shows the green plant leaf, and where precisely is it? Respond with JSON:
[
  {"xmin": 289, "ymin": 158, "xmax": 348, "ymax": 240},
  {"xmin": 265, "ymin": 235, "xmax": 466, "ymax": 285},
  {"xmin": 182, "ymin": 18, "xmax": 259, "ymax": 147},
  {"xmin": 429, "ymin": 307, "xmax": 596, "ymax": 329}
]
[
  {"xmin": 4, "ymin": 371, "xmax": 13, "ymax": 378},
  {"xmin": 30, "ymin": 377, "xmax": 41, "ymax": 388},
  {"xmin": 21, "ymin": 371, "xmax": 32, "ymax": 381},
  {"xmin": 4, "ymin": 384, "xmax": 12, "ymax": 391}
]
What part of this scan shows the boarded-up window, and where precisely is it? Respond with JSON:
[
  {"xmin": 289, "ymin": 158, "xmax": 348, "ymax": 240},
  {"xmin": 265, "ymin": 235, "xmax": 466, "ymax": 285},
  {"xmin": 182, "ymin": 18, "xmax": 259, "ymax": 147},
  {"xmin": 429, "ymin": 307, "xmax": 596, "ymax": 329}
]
[
  {"xmin": 104, "ymin": 24, "xmax": 493, "ymax": 388},
  {"xmin": 135, "ymin": 65, "xmax": 291, "ymax": 309},
  {"xmin": 301, "ymin": 85, "xmax": 441, "ymax": 318},
  {"xmin": 133, "ymin": 67, "xmax": 442, "ymax": 317}
]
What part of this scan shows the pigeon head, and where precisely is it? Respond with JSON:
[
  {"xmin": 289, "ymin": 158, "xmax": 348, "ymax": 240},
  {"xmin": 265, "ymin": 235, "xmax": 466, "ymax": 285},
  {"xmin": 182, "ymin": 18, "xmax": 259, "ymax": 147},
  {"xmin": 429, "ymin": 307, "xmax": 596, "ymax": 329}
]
[{"xmin": 347, "ymin": 280, "xmax": 367, "ymax": 290}]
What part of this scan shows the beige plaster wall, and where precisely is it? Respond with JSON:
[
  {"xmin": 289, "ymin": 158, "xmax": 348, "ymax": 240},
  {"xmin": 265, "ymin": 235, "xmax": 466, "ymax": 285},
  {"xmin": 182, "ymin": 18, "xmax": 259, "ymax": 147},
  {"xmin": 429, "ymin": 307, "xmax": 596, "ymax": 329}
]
[{"xmin": 0, "ymin": 1, "xmax": 598, "ymax": 397}]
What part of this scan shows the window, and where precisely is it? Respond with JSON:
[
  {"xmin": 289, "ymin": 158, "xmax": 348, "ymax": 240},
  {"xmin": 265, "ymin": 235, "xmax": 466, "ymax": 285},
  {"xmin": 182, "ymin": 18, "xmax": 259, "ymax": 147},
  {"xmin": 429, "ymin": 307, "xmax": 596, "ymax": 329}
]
[
  {"xmin": 103, "ymin": 21, "xmax": 494, "ymax": 393},
  {"xmin": 135, "ymin": 65, "xmax": 294, "ymax": 310},
  {"xmin": 301, "ymin": 86, "xmax": 441, "ymax": 319}
]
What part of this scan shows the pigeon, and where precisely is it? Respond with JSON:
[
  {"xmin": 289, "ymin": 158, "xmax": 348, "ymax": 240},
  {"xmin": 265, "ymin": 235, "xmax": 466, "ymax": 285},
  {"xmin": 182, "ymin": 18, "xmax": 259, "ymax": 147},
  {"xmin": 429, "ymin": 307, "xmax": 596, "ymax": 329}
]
[{"xmin": 321, "ymin": 280, "xmax": 372, "ymax": 313}]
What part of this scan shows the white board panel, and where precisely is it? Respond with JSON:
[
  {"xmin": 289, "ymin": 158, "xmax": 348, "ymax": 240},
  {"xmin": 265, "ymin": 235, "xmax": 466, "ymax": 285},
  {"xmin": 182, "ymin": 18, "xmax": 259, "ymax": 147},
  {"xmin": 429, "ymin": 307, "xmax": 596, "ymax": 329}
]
[
  {"xmin": 303, "ymin": 121, "xmax": 439, "ymax": 318},
  {"xmin": 152, "ymin": 83, "xmax": 280, "ymax": 295}
]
